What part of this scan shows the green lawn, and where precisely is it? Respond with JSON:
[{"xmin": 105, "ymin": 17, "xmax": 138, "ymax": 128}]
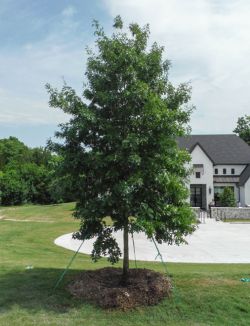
[
  {"xmin": 223, "ymin": 219, "xmax": 250, "ymax": 223},
  {"xmin": 1, "ymin": 203, "xmax": 250, "ymax": 325}
]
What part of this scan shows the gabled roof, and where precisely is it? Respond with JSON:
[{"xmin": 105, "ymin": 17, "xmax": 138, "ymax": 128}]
[
  {"xmin": 239, "ymin": 165, "xmax": 250, "ymax": 186},
  {"xmin": 177, "ymin": 134, "xmax": 250, "ymax": 165}
]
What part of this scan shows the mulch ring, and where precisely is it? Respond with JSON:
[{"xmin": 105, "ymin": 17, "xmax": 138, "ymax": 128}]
[{"xmin": 67, "ymin": 267, "xmax": 172, "ymax": 310}]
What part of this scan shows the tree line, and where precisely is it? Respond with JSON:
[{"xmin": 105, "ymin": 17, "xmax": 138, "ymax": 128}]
[{"xmin": 0, "ymin": 137, "xmax": 74, "ymax": 205}]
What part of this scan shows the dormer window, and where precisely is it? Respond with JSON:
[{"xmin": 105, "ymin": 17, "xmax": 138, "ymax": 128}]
[
  {"xmin": 195, "ymin": 172, "xmax": 201, "ymax": 178},
  {"xmin": 193, "ymin": 164, "xmax": 204, "ymax": 177},
  {"xmin": 223, "ymin": 168, "xmax": 226, "ymax": 175},
  {"xmin": 231, "ymin": 168, "xmax": 235, "ymax": 175},
  {"xmin": 215, "ymin": 168, "xmax": 218, "ymax": 175}
]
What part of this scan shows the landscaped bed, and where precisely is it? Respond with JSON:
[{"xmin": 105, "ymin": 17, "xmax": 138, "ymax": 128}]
[{"xmin": 68, "ymin": 267, "xmax": 172, "ymax": 310}]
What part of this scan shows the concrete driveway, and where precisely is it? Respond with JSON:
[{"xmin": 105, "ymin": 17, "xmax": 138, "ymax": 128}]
[{"xmin": 54, "ymin": 219, "xmax": 250, "ymax": 263}]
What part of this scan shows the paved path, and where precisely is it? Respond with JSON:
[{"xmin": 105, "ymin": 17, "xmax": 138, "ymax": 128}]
[
  {"xmin": 54, "ymin": 219, "xmax": 250, "ymax": 263},
  {"xmin": 1, "ymin": 218, "xmax": 54, "ymax": 223}
]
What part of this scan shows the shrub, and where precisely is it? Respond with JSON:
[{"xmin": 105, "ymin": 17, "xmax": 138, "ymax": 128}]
[{"xmin": 220, "ymin": 187, "xmax": 236, "ymax": 207}]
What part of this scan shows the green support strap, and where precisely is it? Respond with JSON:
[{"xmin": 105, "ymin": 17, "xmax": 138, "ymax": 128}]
[
  {"xmin": 131, "ymin": 231, "xmax": 137, "ymax": 269},
  {"xmin": 53, "ymin": 240, "xmax": 84, "ymax": 290},
  {"xmin": 151, "ymin": 236, "xmax": 169, "ymax": 275},
  {"xmin": 151, "ymin": 236, "xmax": 181, "ymax": 305}
]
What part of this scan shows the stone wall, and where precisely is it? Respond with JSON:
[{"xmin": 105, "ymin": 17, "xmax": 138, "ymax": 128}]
[
  {"xmin": 211, "ymin": 207, "xmax": 250, "ymax": 220},
  {"xmin": 192, "ymin": 207, "xmax": 200, "ymax": 220}
]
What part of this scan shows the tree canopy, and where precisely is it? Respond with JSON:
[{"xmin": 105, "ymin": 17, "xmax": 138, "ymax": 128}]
[
  {"xmin": 234, "ymin": 115, "xmax": 250, "ymax": 145},
  {"xmin": 0, "ymin": 137, "xmax": 71, "ymax": 205},
  {"xmin": 47, "ymin": 16, "xmax": 196, "ymax": 280}
]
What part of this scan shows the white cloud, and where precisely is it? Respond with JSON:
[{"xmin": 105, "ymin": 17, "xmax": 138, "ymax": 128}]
[
  {"xmin": 62, "ymin": 6, "xmax": 77, "ymax": 18},
  {"xmin": 0, "ymin": 87, "xmax": 69, "ymax": 124},
  {"xmin": 104, "ymin": 0, "xmax": 250, "ymax": 134},
  {"xmin": 2, "ymin": 0, "xmax": 250, "ymax": 135}
]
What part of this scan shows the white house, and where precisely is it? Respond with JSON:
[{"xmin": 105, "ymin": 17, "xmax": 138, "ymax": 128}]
[{"xmin": 178, "ymin": 134, "xmax": 250, "ymax": 210}]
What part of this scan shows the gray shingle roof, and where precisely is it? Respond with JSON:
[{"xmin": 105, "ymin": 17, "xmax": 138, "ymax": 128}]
[
  {"xmin": 177, "ymin": 134, "xmax": 250, "ymax": 165},
  {"xmin": 239, "ymin": 165, "xmax": 250, "ymax": 186}
]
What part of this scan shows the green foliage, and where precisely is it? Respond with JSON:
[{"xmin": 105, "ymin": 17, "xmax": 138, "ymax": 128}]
[
  {"xmin": 234, "ymin": 115, "xmax": 250, "ymax": 145},
  {"xmin": 47, "ymin": 17, "xmax": 195, "ymax": 270},
  {"xmin": 0, "ymin": 168, "xmax": 28, "ymax": 205},
  {"xmin": 31, "ymin": 147, "xmax": 52, "ymax": 166},
  {"xmin": 49, "ymin": 174, "xmax": 77, "ymax": 203},
  {"xmin": 0, "ymin": 137, "xmax": 31, "ymax": 170},
  {"xmin": 220, "ymin": 187, "xmax": 236, "ymax": 207},
  {"xmin": 0, "ymin": 137, "xmax": 71, "ymax": 205},
  {"xmin": 19, "ymin": 163, "xmax": 52, "ymax": 204}
]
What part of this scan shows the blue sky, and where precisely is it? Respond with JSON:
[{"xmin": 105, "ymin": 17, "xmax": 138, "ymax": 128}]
[
  {"xmin": 1, "ymin": 0, "xmax": 250, "ymax": 147},
  {"xmin": 0, "ymin": 0, "xmax": 110, "ymax": 147}
]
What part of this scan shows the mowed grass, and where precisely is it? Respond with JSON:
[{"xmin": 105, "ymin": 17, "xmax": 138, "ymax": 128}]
[
  {"xmin": 224, "ymin": 219, "xmax": 250, "ymax": 223},
  {"xmin": 0, "ymin": 202, "xmax": 76, "ymax": 222},
  {"xmin": 1, "ymin": 203, "xmax": 250, "ymax": 325}
]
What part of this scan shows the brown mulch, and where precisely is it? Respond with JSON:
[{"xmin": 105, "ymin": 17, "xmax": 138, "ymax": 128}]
[{"xmin": 67, "ymin": 267, "xmax": 172, "ymax": 310}]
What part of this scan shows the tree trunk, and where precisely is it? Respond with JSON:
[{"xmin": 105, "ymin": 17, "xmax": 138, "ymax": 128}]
[{"xmin": 122, "ymin": 222, "xmax": 129, "ymax": 284}]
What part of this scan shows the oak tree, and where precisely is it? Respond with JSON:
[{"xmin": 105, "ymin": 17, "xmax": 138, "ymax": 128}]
[{"xmin": 47, "ymin": 16, "xmax": 195, "ymax": 282}]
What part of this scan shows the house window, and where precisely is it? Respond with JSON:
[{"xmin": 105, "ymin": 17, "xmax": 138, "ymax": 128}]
[
  {"xmin": 231, "ymin": 168, "xmax": 235, "ymax": 175},
  {"xmin": 215, "ymin": 168, "xmax": 218, "ymax": 175},
  {"xmin": 195, "ymin": 172, "xmax": 201, "ymax": 178},
  {"xmin": 223, "ymin": 168, "xmax": 226, "ymax": 175}
]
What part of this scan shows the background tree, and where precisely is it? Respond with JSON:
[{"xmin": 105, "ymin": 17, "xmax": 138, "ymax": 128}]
[
  {"xmin": 19, "ymin": 163, "xmax": 52, "ymax": 204},
  {"xmin": 0, "ymin": 137, "xmax": 70, "ymax": 205},
  {"xmin": 0, "ymin": 167, "xmax": 28, "ymax": 205},
  {"xmin": 0, "ymin": 137, "xmax": 31, "ymax": 170},
  {"xmin": 47, "ymin": 16, "xmax": 195, "ymax": 282},
  {"xmin": 220, "ymin": 187, "xmax": 236, "ymax": 207},
  {"xmin": 234, "ymin": 115, "xmax": 250, "ymax": 145}
]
